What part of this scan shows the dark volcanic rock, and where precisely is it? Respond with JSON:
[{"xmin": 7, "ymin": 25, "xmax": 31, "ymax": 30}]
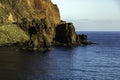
[
  {"xmin": 55, "ymin": 21, "xmax": 94, "ymax": 46},
  {"xmin": 55, "ymin": 22, "xmax": 76, "ymax": 45},
  {"xmin": 76, "ymin": 34, "xmax": 82, "ymax": 45},
  {"xmin": 76, "ymin": 34, "xmax": 88, "ymax": 45}
]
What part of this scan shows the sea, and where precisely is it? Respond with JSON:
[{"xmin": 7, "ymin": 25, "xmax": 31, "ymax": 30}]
[{"xmin": 0, "ymin": 31, "xmax": 120, "ymax": 80}]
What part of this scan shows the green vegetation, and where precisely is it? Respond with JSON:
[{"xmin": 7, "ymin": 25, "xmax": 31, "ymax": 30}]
[{"xmin": 0, "ymin": 24, "xmax": 29, "ymax": 45}]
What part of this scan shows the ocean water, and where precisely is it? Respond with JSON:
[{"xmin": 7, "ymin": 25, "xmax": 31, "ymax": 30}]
[{"xmin": 0, "ymin": 31, "xmax": 120, "ymax": 80}]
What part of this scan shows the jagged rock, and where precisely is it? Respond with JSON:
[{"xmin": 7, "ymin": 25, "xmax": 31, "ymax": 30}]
[
  {"xmin": 76, "ymin": 34, "xmax": 82, "ymax": 45},
  {"xmin": 0, "ymin": 0, "xmax": 94, "ymax": 51},
  {"xmin": 55, "ymin": 22, "xmax": 93, "ymax": 46},
  {"xmin": 0, "ymin": 0, "xmax": 60, "ymax": 24},
  {"xmin": 17, "ymin": 18, "xmax": 54, "ymax": 50},
  {"xmin": 55, "ymin": 22, "xmax": 76, "ymax": 45},
  {"xmin": 76, "ymin": 34, "xmax": 88, "ymax": 45}
]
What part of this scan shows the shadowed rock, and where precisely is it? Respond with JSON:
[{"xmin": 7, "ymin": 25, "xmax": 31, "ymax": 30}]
[
  {"xmin": 17, "ymin": 18, "xmax": 53, "ymax": 51},
  {"xmin": 55, "ymin": 21, "xmax": 94, "ymax": 46},
  {"xmin": 55, "ymin": 22, "xmax": 76, "ymax": 45}
]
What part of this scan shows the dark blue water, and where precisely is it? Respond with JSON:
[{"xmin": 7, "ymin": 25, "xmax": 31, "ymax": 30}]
[{"xmin": 0, "ymin": 31, "xmax": 120, "ymax": 80}]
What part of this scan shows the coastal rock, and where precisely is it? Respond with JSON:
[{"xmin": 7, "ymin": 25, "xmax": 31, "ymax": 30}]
[
  {"xmin": 17, "ymin": 18, "xmax": 54, "ymax": 50},
  {"xmin": 55, "ymin": 22, "xmax": 76, "ymax": 45},
  {"xmin": 76, "ymin": 34, "xmax": 88, "ymax": 45},
  {"xmin": 0, "ymin": 0, "xmax": 94, "ymax": 50},
  {"xmin": 76, "ymin": 34, "xmax": 82, "ymax": 45},
  {"xmin": 55, "ymin": 21, "xmax": 92, "ymax": 46},
  {"xmin": 0, "ymin": 0, "xmax": 60, "ymax": 50}
]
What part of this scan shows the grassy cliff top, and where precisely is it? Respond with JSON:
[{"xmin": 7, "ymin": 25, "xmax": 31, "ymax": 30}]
[{"xmin": 0, "ymin": 24, "xmax": 29, "ymax": 45}]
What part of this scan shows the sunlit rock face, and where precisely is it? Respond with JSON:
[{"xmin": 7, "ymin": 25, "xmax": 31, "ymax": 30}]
[
  {"xmin": 0, "ymin": 0, "xmax": 92, "ymax": 50},
  {"xmin": 0, "ymin": 0, "xmax": 60, "ymax": 24},
  {"xmin": 0, "ymin": 0, "xmax": 61, "ymax": 50}
]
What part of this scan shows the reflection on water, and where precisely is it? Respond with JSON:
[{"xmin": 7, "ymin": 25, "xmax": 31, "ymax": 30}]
[
  {"xmin": 1, "ymin": 32, "xmax": 120, "ymax": 80},
  {"xmin": 0, "ymin": 47, "xmax": 76, "ymax": 80}
]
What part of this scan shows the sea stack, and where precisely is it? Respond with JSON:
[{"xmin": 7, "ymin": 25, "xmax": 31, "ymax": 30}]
[{"xmin": 0, "ymin": 0, "xmax": 93, "ymax": 51}]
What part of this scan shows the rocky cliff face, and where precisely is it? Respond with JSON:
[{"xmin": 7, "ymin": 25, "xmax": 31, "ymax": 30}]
[
  {"xmin": 0, "ymin": 0, "xmax": 92, "ymax": 50},
  {"xmin": 0, "ymin": 0, "xmax": 60, "ymax": 24},
  {"xmin": 55, "ymin": 22, "xmax": 76, "ymax": 45},
  {"xmin": 0, "ymin": 0, "xmax": 60, "ymax": 50}
]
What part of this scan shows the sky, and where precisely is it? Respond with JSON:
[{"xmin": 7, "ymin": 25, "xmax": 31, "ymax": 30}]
[{"xmin": 51, "ymin": 0, "xmax": 120, "ymax": 31}]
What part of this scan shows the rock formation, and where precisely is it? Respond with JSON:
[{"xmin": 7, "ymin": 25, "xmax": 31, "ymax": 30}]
[
  {"xmin": 0, "ymin": 0, "xmax": 93, "ymax": 51},
  {"xmin": 55, "ymin": 22, "xmax": 77, "ymax": 45},
  {"xmin": 0, "ymin": 0, "xmax": 60, "ymax": 24}
]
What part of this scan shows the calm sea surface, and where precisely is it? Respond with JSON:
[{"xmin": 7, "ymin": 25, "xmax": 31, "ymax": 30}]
[{"xmin": 0, "ymin": 31, "xmax": 120, "ymax": 80}]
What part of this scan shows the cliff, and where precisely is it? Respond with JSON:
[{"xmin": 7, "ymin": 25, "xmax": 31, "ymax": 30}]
[
  {"xmin": 0, "ymin": 0, "xmax": 93, "ymax": 50},
  {"xmin": 0, "ymin": 0, "xmax": 60, "ymax": 24}
]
